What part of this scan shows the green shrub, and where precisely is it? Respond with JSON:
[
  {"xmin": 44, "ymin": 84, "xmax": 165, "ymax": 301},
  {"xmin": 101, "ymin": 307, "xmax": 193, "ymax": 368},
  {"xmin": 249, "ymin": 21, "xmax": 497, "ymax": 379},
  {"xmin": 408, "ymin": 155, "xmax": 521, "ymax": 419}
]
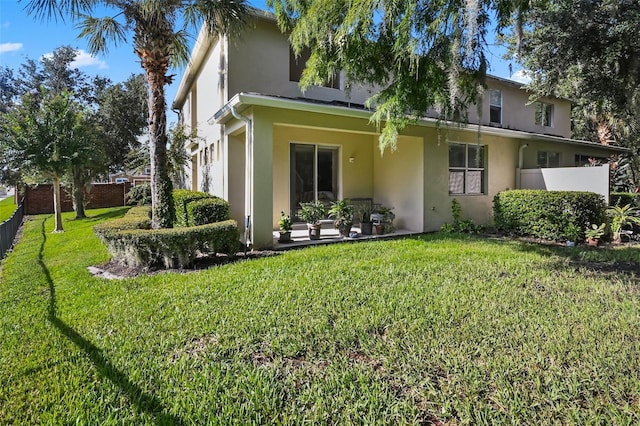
[
  {"xmin": 493, "ymin": 190, "xmax": 607, "ymax": 241},
  {"xmin": 126, "ymin": 183, "xmax": 151, "ymax": 206},
  {"xmin": 610, "ymin": 192, "xmax": 639, "ymax": 207},
  {"xmin": 186, "ymin": 197, "xmax": 230, "ymax": 226},
  {"xmin": 173, "ymin": 189, "xmax": 226, "ymax": 227},
  {"xmin": 93, "ymin": 206, "xmax": 152, "ymax": 237},
  {"xmin": 440, "ymin": 199, "xmax": 482, "ymax": 234},
  {"xmin": 96, "ymin": 218, "xmax": 239, "ymax": 269}
]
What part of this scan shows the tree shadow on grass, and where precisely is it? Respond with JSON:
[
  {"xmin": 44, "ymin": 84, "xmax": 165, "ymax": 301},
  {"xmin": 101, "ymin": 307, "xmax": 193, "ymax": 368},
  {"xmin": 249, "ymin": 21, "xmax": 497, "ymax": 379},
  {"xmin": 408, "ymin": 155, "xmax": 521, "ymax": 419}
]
[
  {"xmin": 465, "ymin": 232, "xmax": 640, "ymax": 281},
  {"xmin": 37, "ymin": 217, "xmax": 183, "ymax": 424},
  {"xmin": 65, "ymin": 207, "xmax": 130, "ymax": 224},
  {"xmin": 418, "ymin": 233, "xmax": 640, "ymax": 281}
]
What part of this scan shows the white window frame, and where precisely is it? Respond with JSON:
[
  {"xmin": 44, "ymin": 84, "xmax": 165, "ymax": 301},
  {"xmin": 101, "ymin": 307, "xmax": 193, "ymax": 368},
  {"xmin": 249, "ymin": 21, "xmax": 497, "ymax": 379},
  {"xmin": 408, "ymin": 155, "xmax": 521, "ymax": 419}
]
[
  {"xmin": 535, "ymin": 102, "xmax": 554, "ymax": 127},
  {"xmin": 489, "ymin": 89, "xmax": 502, "ymax": 124},
  {"xmin": 448, "ymin": 142, "xmax": 486, "ymax": 195}
]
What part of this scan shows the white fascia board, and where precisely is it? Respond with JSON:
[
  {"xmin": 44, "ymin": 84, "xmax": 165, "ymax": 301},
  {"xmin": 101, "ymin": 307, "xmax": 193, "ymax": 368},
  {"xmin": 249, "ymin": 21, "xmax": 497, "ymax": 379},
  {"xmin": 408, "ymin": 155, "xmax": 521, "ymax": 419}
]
[
  {"xmin": 211, "ymin": 93, "xmax": 629, "ymax": 152},
  {"xmin": 172, "ymin": 25, "xmax": 218, "ymax": 110}
]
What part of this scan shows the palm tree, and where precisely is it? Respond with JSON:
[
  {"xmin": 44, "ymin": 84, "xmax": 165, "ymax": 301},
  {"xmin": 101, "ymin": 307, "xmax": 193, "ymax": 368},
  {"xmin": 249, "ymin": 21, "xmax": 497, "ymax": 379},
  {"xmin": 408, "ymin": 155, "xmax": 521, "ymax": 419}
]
[{"xmin": 25, "ymin": 0, "xmax": 248, "ymax": 228}]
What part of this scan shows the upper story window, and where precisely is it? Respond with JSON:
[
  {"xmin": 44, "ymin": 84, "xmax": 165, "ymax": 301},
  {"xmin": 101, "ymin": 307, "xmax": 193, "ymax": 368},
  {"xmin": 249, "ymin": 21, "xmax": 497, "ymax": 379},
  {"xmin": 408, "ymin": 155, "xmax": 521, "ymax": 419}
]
[
  {"xmin": 535, "ymin": 102, "xmax": 554, "ymax": 127},
  {"xmin": 537, "ymin": 151, "xmax": 560, "ymax": 168},
  {"xmin": 289, "ymin": 46, "xmax": 340, "ymax": 89},
  {"xmin": 448, "ymin": 143, "xmax": 486, "ymax": 195},
  {"xmin": 489, "ymin": 89, "xmax": 502, "ymax": 124}
]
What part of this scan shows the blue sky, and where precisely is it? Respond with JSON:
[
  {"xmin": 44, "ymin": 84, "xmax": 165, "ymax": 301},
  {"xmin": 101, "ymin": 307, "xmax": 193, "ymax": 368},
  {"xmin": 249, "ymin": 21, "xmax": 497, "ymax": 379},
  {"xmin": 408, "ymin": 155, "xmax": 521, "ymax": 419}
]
[{"xmin": 0, "ymin": 0, "xmax": 527, "ymax": 112}]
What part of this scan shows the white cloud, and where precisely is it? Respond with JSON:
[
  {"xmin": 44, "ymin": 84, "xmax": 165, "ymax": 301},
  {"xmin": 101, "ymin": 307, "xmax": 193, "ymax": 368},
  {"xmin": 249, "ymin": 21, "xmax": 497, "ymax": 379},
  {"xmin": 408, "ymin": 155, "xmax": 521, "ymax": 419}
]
[
  {"xmin": 42, "ymin": 49, "xmax": 108, "ymax": 69},
  {"xmin": 510, "ymin": 69, "xmax": 531, "ymax": 84},
  {"xmin": 0, "ymin": 42, "xmax": 23, "ymax": 54},
  {"xmin": 71, "ymin": 50, "xmax": 108, "ymax": 69}
]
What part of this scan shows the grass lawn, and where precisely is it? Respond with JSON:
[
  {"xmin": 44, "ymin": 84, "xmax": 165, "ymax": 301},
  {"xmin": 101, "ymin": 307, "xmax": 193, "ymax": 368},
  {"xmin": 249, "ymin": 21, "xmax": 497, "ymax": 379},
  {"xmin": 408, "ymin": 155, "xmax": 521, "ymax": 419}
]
[
  {"xmin": 0, "ymin": 196, "xmax": 17, "ymax": 222},
  {"xmin": 2, "ymin": 207, "xmax": 640, "ymax": 424}
]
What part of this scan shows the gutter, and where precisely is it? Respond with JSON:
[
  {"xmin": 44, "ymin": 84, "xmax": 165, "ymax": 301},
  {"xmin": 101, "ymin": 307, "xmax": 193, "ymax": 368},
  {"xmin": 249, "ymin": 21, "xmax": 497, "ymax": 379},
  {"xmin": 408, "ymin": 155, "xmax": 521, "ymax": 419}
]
[
  {"xmin": 172, "ymin": 25, "xmax": 217, "ymax": 110},
  {"xmin": 516, "ymin": 144, "xmax": 528, "ymax": 189},
  {"xmin": 212, "ymin": 103, "xmax": 253, "ymax": 252}
]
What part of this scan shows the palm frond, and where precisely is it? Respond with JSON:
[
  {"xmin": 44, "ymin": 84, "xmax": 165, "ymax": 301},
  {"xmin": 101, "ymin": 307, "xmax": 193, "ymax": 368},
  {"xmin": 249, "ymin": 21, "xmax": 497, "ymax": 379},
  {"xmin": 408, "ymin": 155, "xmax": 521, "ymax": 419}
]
[
  {"xmin": 170, "ymin": 30, "xmax": 192, "ymax": 69},
  {"xmin": 76, "ymin": 14, "xmax": 127, "ymax": 55},
  {"xmin": 195, "ymin": 0, "xmax": 249, "ymax": 38},
  {"xmin": 23, "ymin": 0, "xmax": 94, "ymax": 22}
]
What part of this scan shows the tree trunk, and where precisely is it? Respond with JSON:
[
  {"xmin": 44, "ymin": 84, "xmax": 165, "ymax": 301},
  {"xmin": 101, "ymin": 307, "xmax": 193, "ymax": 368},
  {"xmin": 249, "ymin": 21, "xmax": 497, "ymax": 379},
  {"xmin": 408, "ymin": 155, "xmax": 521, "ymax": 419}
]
[
  {"xmin": 133, "ymin": 10, "xmax": 175, "ymax": 229},
  {"xmin": 52, "ymin": 176, "xmax": 64, "ymax": 232},
  {"xmin": 71, "ymin": 166, "xmax": 86, "ymax": 219},
  {"xmin": 147, "ymin": 69, "xmax": 174, "ymax": 229}
]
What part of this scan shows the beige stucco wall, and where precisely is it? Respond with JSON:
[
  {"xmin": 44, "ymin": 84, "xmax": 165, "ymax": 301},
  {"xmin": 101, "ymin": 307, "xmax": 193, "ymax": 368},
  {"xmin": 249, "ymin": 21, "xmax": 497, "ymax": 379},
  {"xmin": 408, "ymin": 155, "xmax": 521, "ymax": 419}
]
[
  {"xmin": 272, "ymin": 125, "xmax": 376, "ymax": 222},
  {"xmin": 227, "ymin": 18, "xmax": 375, "ymax": 106},
  {"xmin": 465, "ymin": 80, "xmax": 572, "ymax": 139},
  {"xmin": 419, "ymin": 128, "xmax": 520, "ymax": 230},
  {"xmin": 373, "ymin": 136, "xmax": 424, "ymax": 232},
  {"xmin": 520, "ymin": 140, "xmax": 617, "ymax": 169}
]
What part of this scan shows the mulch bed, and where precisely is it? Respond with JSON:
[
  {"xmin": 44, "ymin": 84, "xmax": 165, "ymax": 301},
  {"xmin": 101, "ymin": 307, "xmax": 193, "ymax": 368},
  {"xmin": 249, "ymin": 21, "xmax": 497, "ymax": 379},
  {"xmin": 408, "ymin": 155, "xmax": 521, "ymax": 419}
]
[{"xmin": 88, "ymin": 250, "xmax": 281, "ymax": 279}]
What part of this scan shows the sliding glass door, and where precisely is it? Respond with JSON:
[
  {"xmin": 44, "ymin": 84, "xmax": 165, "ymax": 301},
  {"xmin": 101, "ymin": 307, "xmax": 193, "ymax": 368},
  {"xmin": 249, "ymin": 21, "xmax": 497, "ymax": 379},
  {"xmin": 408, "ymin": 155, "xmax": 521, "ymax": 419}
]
[{"xmin": 290, "ymin": 143, "xmax": 339, "ymax": 220}]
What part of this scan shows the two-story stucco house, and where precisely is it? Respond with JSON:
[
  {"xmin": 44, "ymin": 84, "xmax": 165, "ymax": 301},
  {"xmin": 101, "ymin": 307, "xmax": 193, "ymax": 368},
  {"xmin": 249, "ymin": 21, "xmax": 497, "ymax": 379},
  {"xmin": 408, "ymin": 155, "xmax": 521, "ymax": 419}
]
[{"xmin": 172, "ymin": 10, "xmax": 626, "ymax": 249}]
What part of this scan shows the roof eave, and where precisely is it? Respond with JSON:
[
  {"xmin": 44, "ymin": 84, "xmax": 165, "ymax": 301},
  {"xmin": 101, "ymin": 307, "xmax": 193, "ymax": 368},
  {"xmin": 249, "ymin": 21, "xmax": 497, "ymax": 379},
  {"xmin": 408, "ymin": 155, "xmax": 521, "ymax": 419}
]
[{"xmin": 210, "ymin": 93, "xmax": 629, "ymax": 152}]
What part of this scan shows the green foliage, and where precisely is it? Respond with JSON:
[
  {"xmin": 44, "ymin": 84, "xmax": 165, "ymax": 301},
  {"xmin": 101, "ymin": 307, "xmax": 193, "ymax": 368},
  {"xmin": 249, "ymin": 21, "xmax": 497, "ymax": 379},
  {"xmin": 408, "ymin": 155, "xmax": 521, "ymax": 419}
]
[
  {"xmin": 328, "ymin": 199, "xmax": 354, "ymax": 230},
  {"xmin": 186, "ymin": 197, "xmax": 230, "ymax": 226},
  {"xmin": 609, "ymin": 154, "xmax": 638, "ymax": 193},
  {"xmin": 0, "ymin": 89, "xmax": 99, "ymax": 231},
  {"xmin": 278, "ymin": 210, "xmax": 292, "ymax": 231},
  {"xmin": 270, "ymin": 0, "xmax": 529, "ymax": 151},
  {"xmin": 299, "ymin": 200, "xmax": 327, "ymax": 225},
  {"xmin": 173, "ymin": 189, "xmax": 220, "ymax": 227},
  {"xmin": 94, "ymin": 205, "xmax": 238, "ymax": 268},
  {"xmin": 493, "ymin": 190, "xmax": 607, "ymax": 241},
  {"xmin": 25, "ymin": 0, "xmax": 249, "ymax": 230},
  {"xmin": 126, "ymin": 183, "xmax": 151, "ymax": 206},
  {"xmin": 5, "ymin": 209, "xmax": 640, "ymax": 423},
  {"xmin": 95, "ymin": 74, "xmax": 148, "ymax": 172},
  {"xmin": 606, "ymin": 204, "xmax": 640, "ymax": 239},
  {"xmin": 515, "ymin": 1, "xmax": 640, "ymax": 185},
  {"xmin": 564, "ymin": 222, "xmax": 581, "ymax": 242},
  {"xmin": 585, "ymin": 223, "xmax": 606, "ymax": 240},
  {"xmin": 93, "ymin": 206, "xmax": 152, "ymax": 237},
  {"xmin": 610, "ymin": 192, "xmax": 639, "ymax": 208},
  {"xmin": 99, "ymin": 220, "xmax": 239, "ymax": 269},
  {"xmin": 440, "ymin": 198, "xmax": 481, "ymax": 234}
]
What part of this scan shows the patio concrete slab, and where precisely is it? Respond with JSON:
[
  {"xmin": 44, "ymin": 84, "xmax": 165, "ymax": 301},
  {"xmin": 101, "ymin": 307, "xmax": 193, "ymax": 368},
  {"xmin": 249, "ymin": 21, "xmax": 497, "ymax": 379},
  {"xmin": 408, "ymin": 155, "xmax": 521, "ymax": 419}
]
[{"xmin": 271, "ymin": 226, "xmax": 419, "ymax": 250}]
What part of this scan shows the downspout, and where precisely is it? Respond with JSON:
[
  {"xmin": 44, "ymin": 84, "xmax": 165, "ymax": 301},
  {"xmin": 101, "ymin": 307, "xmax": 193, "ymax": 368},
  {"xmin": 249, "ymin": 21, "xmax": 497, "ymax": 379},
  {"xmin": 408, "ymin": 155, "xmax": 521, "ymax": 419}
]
[
  {"xmin": 229, "ymin": 105, "xmax": 252, "ymax": 253},
  {"xmin": 516, "ymin": 143, "xmax": 528, "ymax": 189}
]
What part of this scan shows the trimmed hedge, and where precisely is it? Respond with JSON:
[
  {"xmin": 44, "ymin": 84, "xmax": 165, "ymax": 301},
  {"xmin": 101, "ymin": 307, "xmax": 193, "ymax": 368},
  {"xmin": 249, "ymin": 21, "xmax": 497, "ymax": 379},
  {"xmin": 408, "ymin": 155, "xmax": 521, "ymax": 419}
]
[
  {"xmin": 187, "ymin": 197, "xmax": 230, "ymax": 226},
  {"xmin": 94, "ymin": 206, "xmax": 239, "ymax": 269},
  {"xmin": 126, "ymin": 183, "xmax": 151, "ymax": 206},
  {"xmin": 173, "ymin": 189, "xmax": 230, "ymax": 227},
  {"xmin": 494, "ymin": 190, "xmax": 607, "ymax": 241},
  {"xmin": 610, "ymin": 192, "xmax": 639, "ymax": 207},
  {"xmin": 93, "ymin": 206, "xmax": 152, "ymax": 236}
]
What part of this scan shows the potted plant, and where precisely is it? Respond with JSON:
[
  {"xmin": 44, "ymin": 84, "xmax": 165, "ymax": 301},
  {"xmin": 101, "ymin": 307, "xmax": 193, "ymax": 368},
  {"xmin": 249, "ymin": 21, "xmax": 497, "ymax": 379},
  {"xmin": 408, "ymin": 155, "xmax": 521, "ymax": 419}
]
[
  {"xmin": 359, "ymin": 206, "xmax": 373, "ymax": 235},
  {"xmin": 379, "ymin": 206, "xmax": 395, "ymax": 233},
  {"xmin": 565, "ymin": 222, "xmax": 581, "ymax": 247},
  {"xmin": 585, "ymin": 223, "xmax": 606, "ymax": 246},
  {"xmin": 278, "ymin": 210, "xmax": 293, "ymax": 243},
  {"xmin": 607, "ymin": 204, "xmax": 640, "ymax": 243},
  {"xmin": 328, "ymin": 199, "xmax": 355, "ymax": 238},
  {"xmin": 299, "ymin": 200, "xmax": 326, "ymax": 240},
  {"xmin": 372, "ymin": 205, "xmax": 394, "ymax": 235}
]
